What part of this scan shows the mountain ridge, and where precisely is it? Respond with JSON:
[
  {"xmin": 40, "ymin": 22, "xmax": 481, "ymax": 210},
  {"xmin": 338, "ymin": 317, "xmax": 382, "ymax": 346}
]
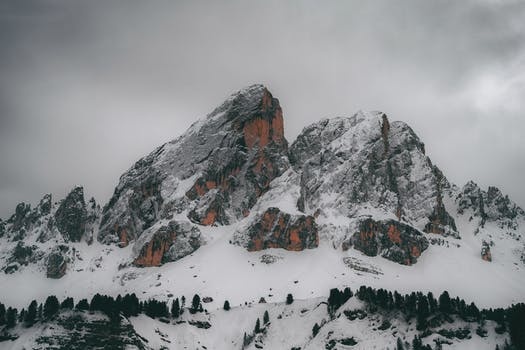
[{"xmin": 0, "ymin": 84, "xmax": 524, "ymax": 315}]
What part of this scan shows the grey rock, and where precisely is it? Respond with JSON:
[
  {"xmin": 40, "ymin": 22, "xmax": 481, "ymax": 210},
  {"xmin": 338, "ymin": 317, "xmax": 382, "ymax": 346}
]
[{"xmin": 54, "ymin": 186, "xmax": 88, "ymax": 242}]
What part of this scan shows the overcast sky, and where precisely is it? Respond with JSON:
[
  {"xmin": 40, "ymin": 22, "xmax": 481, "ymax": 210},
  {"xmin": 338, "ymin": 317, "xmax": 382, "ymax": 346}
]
[{"xmin": 1, "ymin": 0, "xmax": 524, "ymax": 218}]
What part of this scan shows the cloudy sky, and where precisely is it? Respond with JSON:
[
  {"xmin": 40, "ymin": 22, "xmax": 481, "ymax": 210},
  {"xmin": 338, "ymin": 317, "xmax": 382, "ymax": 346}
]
[{"xmin": 1, "ymin": 0, "xmax": 524, "ymax": 218}]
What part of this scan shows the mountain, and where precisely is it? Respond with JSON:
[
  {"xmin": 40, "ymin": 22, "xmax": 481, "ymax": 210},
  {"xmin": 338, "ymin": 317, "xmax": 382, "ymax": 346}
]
[{"xmin": 0, "ymin": 85, "xmax": 524, "ymax": 349}]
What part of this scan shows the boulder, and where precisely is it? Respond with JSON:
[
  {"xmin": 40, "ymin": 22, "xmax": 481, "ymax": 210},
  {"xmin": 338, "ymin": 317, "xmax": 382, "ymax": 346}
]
[
  {"xmin": 348, "ymin": 218, "xmax": 429, "ymax": 265},
  {"xmin": 133, "ymin": 221, "xmax": 201, "ymax": 267},
  {"xmin": 54, "ymin": 186, "xmax": 88, "ymax": 242},
  {"xmin": 46, "ymin": 247, "xmax": 68, "ymax": 279},
  {"xmin": 235, "ymin": 207, "xmax": 318, "ymax": 251}
]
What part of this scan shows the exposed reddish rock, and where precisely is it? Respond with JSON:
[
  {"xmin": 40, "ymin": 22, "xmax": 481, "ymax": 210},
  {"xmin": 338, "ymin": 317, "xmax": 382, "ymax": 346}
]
[
  {"xmin": 424, "ymin": 174, "xmax": 457, "ymax": 236},
  {"xmin": 242, "ymin": 207, "xmax": 318, "ymax": 252},
  {"xmin": 134, "ymin": 230, "xmax": 176, "ymax": 267},
  {"xmin": 118, "ymin": 227, "xmax": 129, "ymax": 247},
  {"xmin": 133, "ymin": 221, "xmax": 201, "ymax": 267},
  {"xmin": 186, "ymin": 87, "xmax": 289, "ymax": 226},
  {"xmin": 349, "ymin": 218, "xmax": 429, "ymax": 266},
  {"xmin": 481, "ymin": 241, "xmax": 492, "ymax": 262}
]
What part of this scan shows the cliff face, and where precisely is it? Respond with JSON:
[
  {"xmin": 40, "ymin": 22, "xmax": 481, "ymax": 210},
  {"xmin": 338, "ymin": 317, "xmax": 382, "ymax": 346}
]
[
  {"xmin": 348, "ymin": 218, "xmax": 429, "ymax": 266},
  {"xmin": 234, "ymin": 207, "xmax": 318, "ymax": 252},
  {"xmin": 97, "ymin": 85, "xmax": 289, "ymax": 264},
  {"xmin": 289, "ymin": 111, "xmax": 457, "ymax": 237},
  {"xmin": 132, "ymin": 221, "xmax": 201, "ymax": 267}
]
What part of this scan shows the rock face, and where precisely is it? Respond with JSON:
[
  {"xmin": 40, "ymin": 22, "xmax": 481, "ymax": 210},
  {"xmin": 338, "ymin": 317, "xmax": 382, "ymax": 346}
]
[
  {"xmin": 99, "ymin": 84, "xmax": 289, "ymax": 251},
  {"xmin": 456, "ymin": 181, "xmax": 525, "ymax": 230},
  {"xmin": 289, "ymin": 111, "xmax": 457, "ymax": 236},
  {"xmin": 133, "ymin": 221, "xmax": 201, "ymax": 267},
  {"xmin": 347, "ymin": 218, "xmax": 429, "ymax": 266},
  {"xmin": 481, "ymin": 241, "xmax": 492, "ymax": 262},
  {"xmin": 46, "ymin": 246, "xmax": 68, "ymax": 279},
  {"xmin": 0, "ymin": 190, "xmax": 100, "ymax": 277},
  {"xmin": 235, "ymin": 207, "xmax": 318, "ymax": 251},
  {"xmin": 54, "ymin": 187, "xmax": 88, "ymax": 242}
]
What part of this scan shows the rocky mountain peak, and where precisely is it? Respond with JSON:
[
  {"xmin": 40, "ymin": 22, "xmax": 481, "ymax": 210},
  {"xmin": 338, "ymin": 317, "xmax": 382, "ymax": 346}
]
[
  {"xmin": 98, "ymin": 85, "xmax": 290, "ymax": 267},
  {"xmin": 289, "ymin": 110, "xmax": 455, "ymax": 236},
  {"xmin": 54, "ymin": 186, "xmax": 88, "ymax": 242}
]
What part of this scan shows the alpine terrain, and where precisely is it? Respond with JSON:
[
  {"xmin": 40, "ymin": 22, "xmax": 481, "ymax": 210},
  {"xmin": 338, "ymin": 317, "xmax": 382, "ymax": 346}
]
[{"xmin": 0, "ymin": 85, "xmax": 524, "ymax": 349}]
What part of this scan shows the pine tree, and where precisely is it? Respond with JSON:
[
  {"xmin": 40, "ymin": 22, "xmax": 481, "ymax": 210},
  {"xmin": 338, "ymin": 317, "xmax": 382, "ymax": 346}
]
[
  {"xmin": 171, "ymin": 298, "xmax": 180, "ymax": 318},
  {"xmin": 0, "ymin": 302, "xmax": 5, "ymax": 325},
  {"xmin": 25, "ymin": 300, "xmax": 38, "ymax": 326},
  {"xmin": 254, "ymin": 318, "xmax": 261, "ymax": 333},
  {"xmin": 223, "ymin": 300, "xmax": 230, "ymax": 311},
  {"xmin": 396, "ymin": 337, "xmax": 404, "ymax": 350},
  {"xmin": 76, "ymin": 299, "xmax": 89, "ymax": 311},
  {"xmin": 312, "ymin": 323, "xmax": 320, "ymax": 337},
  {"xmin": 44, "ymin": 295, "xmax": 59, "ymax": 319},
  {"xmin": 286, "ymin": 293, "xmax": 294, "ymax": 305},
  {"xmin": 37, "ymin": 304, "xmax": 43, "ymax": 320},
  {"xmin": 412, "ymin": 335, "xmax": 423, "ymax": 350},
  {"xmin": 180, "ymin": 296, "xmax": 186, "ymax": 315},
  {"xmin": 263, "ymin": 310, "xmax": 270, "ymax": 324},
  {"xmin": 6, "ymin": 307, "xmax": 17, "ymax": 328},
  {"xmin": 60, "ymin": 297, "xmax": 74, "ymax": 310},
  {"xmin": 18, "ymin": 308, "xmax": 25, "ymax": 323},
  {"xmin": 438, "ymin": 291, "xmax": 451, "ymax": 314},
  {"xmin": 190, "ymin": 294, "xmax": 201, "ymax": 314},
  {"xmin": 416, "ymin": 295, "xmax": 430, "ymax": 331}
]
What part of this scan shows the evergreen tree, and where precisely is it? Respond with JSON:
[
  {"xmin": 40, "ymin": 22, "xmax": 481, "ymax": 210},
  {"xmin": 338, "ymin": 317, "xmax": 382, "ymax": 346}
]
[
  {"xmin": 396, "ymin": 337, "xmax": 404, "ymax": 350},
  {"xmin": 427, "ymin": 292, "xmax": 437, "ymax": 314},
  {"xmin": 37, "ymin": 304, "xmax": 43, "ymax": 320},
  {"xmin": 121, "ymin": 293, "xmax": 140, "ymax": 317},
  {"xmin": 44, "ymin": 295, "xmax": 60, "ymax": 319},
  {"xmin": 416, "ymin": 295, "xmax": 430, "ymax": 330},
  {"xmin": 508, "ymin": 303, "xmax": 525, "ymax": 349},
  {"xmin": 412, "ymin": 335, "xmax": 423, "ymax": 350},
  {"xmin": 180, "ymin": 296, "xmax": 186, "ymax": 315},
  {"xmin": 6, "ymin": 307, "xmax": 17, "ymax": 328},
  {"xmin": 190, "ymin": 294, "xmax": 201, "ymax": 314},
  {"xmin": 286, "ymin": 293, "xmax": 294, "ymax": 305},
  {"xmin": 263, "ymin": 310, "xmax": 270, "ymax": 325},
  {"xmin": 312, "ymin": 323, "xmax": 320, "ymax": 337},
  {"xmin": 171, "ymin": 298, "xmax": 180, "ymax": 318},
  {"xmin": 60, "ymin": 297, "xmax": 74, "ymax": 310},
  {"xmin": 76, "ymin": 299, "xmax": 89, "ymax": 311},
  {"xmin": 254, "ymin": 318, "xmax": 261, "ymax": 333},
  {"xmin": 438, "ymin": 291, "xmax": 452, "ymax": 314},
  {"xmin": 18, "ymin": 308, "xmax": 25, "ymax": 323},
  {"xmin": 0, "ymin": 302, "xmax": 5, "ymax": 325},
  {"xmin": 25, "ymin": 300, "xmax": 38, "ymax": 326},
  {"xmin": 223, "ymin": 300, "xmax": 230, "ymax": 311}
]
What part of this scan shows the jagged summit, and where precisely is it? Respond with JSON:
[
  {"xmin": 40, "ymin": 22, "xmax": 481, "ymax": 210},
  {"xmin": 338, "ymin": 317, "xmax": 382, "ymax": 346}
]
[{"xmin": 97, "ymin": 85, "xmax": 289, "ymax": 265}]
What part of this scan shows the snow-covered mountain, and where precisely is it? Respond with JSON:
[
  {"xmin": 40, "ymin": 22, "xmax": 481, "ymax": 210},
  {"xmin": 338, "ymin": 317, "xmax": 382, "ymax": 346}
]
[{"xmin": 0, "ymin": 84, "xmax": 524, "ymax": 349}]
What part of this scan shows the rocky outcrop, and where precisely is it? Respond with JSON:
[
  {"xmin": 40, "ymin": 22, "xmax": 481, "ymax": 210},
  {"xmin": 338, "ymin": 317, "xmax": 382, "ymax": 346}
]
[
  {"xmin": 481, "ymin": 241, "xmax": 492, "ymax": 262},
  {"xmin": 347, "ymin": 219, "xmax": 429, "ymax": 265},
  {"xmin": 46, "ymin": 246, "xmax": 69, "ymax": 279},
  {"xmin": 3, "ymin": 242, "xmax": 42, "ymax": 274},
  {"xmin": 133, "ymin": 221, "xmax": 201, "ymax": 267},
  {"xmin": 424, "ymin": 172, "xmax": 458, "ymax": 236},
  {"xmin": 456, "ymin": 181, "xmax": 524, "ymax": 230},
  {"xmin": 289, "ymin": 111, "xmax": 457, "ymax": 235},
  {"xmin": 99, "ymin": 84, "xmax": 289, "ymax": 246},
  {"xmin": 54, "ymin": 187, "xmax": 88, "ymax": 242},
  {"xmin": 235, "ymin": 207, "xmax": 318, "ymax": 251}
]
